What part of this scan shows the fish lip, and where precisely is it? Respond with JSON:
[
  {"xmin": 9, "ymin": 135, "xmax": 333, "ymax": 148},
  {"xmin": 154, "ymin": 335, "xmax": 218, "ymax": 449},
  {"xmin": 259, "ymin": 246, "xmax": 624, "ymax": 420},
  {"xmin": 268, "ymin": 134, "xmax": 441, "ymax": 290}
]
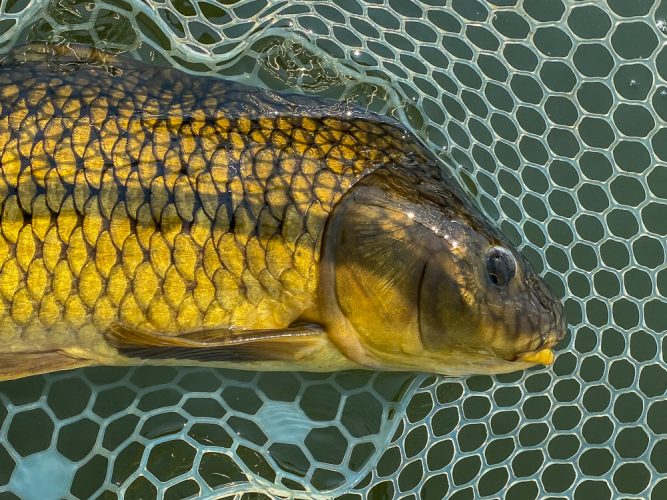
[
  {"xmin": 514, "ymin": 334, "xmax": 559, "ymax": 363},
  {"xmin": 518, "ymin": 348, "xmax": 555, "ymax": 365},
  {"xmin": 520, "ymin": 321, "xmax": 566, "ymax": 360}
]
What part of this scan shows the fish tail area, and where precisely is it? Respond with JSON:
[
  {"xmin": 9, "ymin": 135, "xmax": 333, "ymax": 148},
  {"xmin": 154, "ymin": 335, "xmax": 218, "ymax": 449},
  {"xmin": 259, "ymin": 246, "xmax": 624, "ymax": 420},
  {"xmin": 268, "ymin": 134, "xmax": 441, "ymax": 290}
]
[{"xmin": 0, "ymin": 351, "xmax": 92, "ymax": 382}]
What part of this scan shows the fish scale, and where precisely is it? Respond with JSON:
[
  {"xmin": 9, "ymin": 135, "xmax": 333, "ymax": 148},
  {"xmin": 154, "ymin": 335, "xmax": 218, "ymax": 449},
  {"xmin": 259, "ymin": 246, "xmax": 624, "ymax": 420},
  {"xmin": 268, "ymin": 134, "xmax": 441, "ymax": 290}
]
[
  {"xmin": 0, "ymin": 44, "xmax": 563, "ymax": 381},
  {"xmin": 0, "ymin": 44, "xmax": 423, "ymax": 360}
]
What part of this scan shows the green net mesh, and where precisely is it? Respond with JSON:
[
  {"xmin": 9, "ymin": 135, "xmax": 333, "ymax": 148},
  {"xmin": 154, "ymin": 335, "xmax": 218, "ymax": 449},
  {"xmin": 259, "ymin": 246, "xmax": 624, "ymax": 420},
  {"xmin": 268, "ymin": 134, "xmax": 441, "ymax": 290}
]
[{"xmin": 0, "ymin": 0, "xmax": 665, "ymax": 498}]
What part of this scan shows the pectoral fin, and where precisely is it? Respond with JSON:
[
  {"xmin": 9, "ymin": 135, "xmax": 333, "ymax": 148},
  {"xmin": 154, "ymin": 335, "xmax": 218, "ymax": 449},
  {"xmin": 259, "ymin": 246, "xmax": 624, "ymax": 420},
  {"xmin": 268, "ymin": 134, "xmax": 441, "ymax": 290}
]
[
  {"xmin": 0, "ymin": 351, "xmax": 91, "ymax": 382},
  {"xmin": 105, "ymin": 323, "xmax": 328, "ymax": 363}
]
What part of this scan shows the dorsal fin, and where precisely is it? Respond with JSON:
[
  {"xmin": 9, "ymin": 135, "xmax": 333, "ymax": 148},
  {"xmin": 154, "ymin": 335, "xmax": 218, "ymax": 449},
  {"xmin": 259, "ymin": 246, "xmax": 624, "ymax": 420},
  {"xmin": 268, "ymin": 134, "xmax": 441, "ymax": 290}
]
[{"xmin": 0, "ymin": 43, "xmax": 142, "ymax": 75}]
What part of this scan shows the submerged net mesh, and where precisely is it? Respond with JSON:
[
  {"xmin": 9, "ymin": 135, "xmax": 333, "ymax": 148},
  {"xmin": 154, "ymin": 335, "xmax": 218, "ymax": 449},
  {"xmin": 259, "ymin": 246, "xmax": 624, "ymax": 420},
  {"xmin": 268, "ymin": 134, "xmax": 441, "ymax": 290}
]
[{"xmin": 0, "ymin": 0, "xmax": 665, "ymax": 498}]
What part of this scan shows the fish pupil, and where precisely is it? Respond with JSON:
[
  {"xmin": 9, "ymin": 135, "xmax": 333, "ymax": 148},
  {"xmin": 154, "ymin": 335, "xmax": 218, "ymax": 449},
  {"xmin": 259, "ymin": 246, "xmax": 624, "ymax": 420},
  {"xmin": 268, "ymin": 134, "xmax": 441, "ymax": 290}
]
[{"xmin": 485, "ymin": 247, "xmax": 516, "ymax": 287}]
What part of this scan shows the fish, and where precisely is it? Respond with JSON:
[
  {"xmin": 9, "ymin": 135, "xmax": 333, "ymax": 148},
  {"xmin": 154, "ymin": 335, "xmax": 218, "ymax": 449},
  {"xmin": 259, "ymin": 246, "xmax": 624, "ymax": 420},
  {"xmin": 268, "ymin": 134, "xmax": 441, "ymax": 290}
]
[{"xmin": 0, "ymin": 43, "xmax": 565, "ymax": 381}]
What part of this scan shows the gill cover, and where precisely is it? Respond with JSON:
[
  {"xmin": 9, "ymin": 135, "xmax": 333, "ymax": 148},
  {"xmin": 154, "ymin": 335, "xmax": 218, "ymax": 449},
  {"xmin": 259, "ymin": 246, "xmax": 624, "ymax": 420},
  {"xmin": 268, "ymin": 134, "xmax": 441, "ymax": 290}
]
[
  {"xmin": 320, "ymin": 164, "xmax": 565, "ymax": 375},
  {"xmin": 320, "ymin": 166, "xmax": 471, "ymax": 371}
]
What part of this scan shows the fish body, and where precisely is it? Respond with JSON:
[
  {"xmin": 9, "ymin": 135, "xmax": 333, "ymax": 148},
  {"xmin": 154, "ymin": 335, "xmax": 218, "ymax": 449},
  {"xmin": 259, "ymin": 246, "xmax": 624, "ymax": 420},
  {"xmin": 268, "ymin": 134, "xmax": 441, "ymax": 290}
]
[{"xmin": 0, "ymin": 44, "xmax": 565, "ymax": 380}]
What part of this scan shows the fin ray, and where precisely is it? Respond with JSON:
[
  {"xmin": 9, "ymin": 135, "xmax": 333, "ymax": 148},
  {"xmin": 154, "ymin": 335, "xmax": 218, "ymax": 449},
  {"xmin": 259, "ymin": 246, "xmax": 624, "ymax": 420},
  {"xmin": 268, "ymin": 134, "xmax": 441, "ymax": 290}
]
[
  {"xmin": 105, "ymin": 323, "xmax": 327, "ymax": 363},
  {"xmin": 0, "ymin": 351, "xmax": 90, "ymax": 382},
  {"xmin": 1, "ymin": 43, "xmax": 141, "ymax": 73}
]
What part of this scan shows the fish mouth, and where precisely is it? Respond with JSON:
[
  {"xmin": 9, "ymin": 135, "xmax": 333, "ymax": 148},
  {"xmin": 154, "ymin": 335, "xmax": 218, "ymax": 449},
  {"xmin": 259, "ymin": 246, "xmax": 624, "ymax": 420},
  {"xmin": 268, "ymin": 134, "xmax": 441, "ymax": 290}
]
[
  {"xmin": 516, "ymin": 324, "xmax": 566, "ymax": 366},
  {"xmin": 518, "ymin": 348, "xmax": 555, "ymax": 366}
]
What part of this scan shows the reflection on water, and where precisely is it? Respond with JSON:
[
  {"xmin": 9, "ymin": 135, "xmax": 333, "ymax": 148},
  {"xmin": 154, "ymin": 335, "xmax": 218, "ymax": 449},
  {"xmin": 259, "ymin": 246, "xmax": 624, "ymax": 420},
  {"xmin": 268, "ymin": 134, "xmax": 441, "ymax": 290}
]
[{"xmin": 8, "ymin": 450, "xmax": 77, "ymax": 500}]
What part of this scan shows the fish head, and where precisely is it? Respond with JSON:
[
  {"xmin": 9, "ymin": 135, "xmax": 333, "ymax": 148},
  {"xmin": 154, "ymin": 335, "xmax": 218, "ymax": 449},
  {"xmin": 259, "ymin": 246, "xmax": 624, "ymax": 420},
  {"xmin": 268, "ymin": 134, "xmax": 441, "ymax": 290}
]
[{"xmin": 321, "ymin": 164, "xmax": 566, "ymax": 375}]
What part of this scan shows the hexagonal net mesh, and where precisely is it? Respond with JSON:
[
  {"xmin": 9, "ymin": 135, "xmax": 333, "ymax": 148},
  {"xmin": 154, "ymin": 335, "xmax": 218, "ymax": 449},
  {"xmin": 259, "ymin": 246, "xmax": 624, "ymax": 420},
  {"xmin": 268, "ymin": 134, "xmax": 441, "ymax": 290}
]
[{"xmin": 0, "ymin": 0, "xmax": 665, "ymax": 498}]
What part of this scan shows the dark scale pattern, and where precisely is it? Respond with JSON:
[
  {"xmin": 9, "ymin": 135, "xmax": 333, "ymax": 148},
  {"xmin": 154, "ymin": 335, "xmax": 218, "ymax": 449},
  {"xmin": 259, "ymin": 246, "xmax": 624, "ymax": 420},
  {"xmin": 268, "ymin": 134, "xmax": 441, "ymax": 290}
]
[{"xmin": 0, "ymin": 44, "xmax": 426, "ymax": 359}]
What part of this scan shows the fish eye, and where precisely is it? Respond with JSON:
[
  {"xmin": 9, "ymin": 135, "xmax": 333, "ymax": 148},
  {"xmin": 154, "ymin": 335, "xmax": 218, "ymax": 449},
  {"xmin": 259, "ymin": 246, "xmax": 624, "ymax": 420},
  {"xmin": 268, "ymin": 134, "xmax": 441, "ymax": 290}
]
[{"xmin": 485, "ymin": 246, "xmax": 516, "ymax": 287}]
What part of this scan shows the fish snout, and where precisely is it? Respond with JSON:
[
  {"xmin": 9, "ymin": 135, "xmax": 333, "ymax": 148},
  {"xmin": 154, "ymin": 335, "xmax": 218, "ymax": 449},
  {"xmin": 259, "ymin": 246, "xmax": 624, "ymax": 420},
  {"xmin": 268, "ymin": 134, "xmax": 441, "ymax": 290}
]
[
  {"xmin": 549, "ymin": 291, "xmax": 567, "ymax": 342},
  {"xmin": 528, "ymin": 272, "xmax": 567, "ymax": 343},
  {"xmin": 512, "ymin": 277, "xmax": 566, "ymax": 366},
  {"xmin": 517, "ymin": 303, "xmax": 567, "ymax": 366}
]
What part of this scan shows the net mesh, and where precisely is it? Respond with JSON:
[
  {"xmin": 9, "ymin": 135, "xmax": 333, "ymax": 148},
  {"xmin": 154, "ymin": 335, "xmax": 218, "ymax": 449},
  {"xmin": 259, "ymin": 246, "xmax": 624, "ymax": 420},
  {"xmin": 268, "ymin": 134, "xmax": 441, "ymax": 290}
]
[{"xmin": 0, "ymin": 0, "xmax": 666, "ymax": 498}]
